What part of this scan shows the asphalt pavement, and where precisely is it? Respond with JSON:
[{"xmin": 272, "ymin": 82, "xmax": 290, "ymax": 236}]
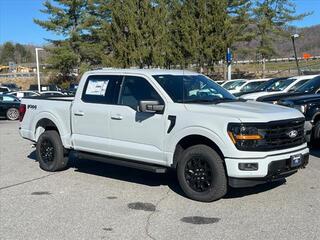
[{"xmin": 0, "ymin": 120, "xmax": 319, "ymax": 240}]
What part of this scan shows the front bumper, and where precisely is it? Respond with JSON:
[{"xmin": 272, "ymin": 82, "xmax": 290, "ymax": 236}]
[
  {"xmin": 225, "ymin": 146, "xmax": 309, "ymax": 187},
  {"xmin": 229, "ymin": 154, "xmax": 309, "ymax": 187}
]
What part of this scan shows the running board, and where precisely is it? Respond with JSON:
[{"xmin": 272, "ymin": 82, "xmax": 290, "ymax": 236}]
[{"xmin": 76, "ymin": 152, "xmax": 168, "ymax": 174}]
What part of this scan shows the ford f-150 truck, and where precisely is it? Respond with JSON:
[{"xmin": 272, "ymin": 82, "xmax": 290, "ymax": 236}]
[{"xmin": 19, "ymin": 69, "xmax": 309, "ymax": 202}]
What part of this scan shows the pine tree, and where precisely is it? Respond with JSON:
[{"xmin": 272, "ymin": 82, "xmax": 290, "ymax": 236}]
[
  {"xmin": 34, "ymin": 0, "xmax": 89, "ymax": 75},
  {"xmin": 252, "ymin": 0, "xmax": 309, "ymax": 59},
  {"xmin": 0, "ymin": 42, "xmax": 15, "ymax": 65}
]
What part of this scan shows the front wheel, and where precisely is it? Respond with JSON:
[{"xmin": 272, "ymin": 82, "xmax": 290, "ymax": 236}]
[
  {"xmin": 177, "ymin": 145, "xmax": 227, "ymax": 202},
  {"xmin": 36, "ymin": 130, "xmax": 69, "ymax": 171},
  {"xmin": 6, "ymin": 108, "xmax": 19, "ymax": 120},
  {"xmin": 311, "ymin": 121, "xmax": 320, "ymax": 148}
]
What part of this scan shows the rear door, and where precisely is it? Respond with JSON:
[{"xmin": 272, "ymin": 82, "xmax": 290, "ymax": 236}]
[
  {"xmin": 109, "ymin": 75, "xmax": 167, "ymax": 164},
  {"xmin": 72, "ymin": 74, "xmax": 122, "ymax": 154}
]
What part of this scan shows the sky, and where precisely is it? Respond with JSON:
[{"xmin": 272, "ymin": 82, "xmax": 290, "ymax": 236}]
[{"xmin": 0, "ymin": 0, "xmax": 320, "ymax": 46}]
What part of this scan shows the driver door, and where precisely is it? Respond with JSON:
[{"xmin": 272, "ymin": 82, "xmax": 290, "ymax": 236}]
[{"xmin": 109, "ymin": 75, "xmax": 167, "ymax": 164}]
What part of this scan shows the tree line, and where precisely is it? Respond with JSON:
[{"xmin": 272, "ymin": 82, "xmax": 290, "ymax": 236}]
[
  {"xmin": 0, "ymin": 42, "xmax": 33, "ymax": 65},
  {"xmin": 34, "ymin": 0, "xmax": 307, "ymax": 77}
]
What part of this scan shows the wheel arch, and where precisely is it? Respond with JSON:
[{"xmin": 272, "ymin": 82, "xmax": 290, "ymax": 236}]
[
  {"xmin": 35, "ymin": 118, "xmax": 60, "ymax": 142},
  {"xmin": 171, "ymin": 134, "xmax": 225, "ymax": 169}
]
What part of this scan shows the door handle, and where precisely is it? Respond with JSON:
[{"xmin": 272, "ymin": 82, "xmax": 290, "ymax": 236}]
[
  {"xmin": 74, "ymin": 111, "xmax": 84, "ymax": 116},
  {"xmin": 111, "ymin": 114, "xmax": 123, "ymax": 120}
]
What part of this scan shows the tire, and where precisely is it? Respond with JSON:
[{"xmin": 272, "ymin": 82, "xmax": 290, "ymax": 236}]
[
  {"xmin": 6, "ymin": 108, "xmax": 19, "ymax": 120},
  {"xmin": 36, "ymin": 130, "xmax": 69, "ymax": 171},
  {"xmin": 177, "ymin": 144, "xmax": 227, "ymax": 202},
  {"xmin": 311, "ymin": 121, "xmax": 320, "ymax": 148}
]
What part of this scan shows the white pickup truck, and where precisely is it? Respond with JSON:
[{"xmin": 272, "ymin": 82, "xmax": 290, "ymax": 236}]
[{"xmin": 19, "ymin": 69, "xmax": 309, "ymax": 202}]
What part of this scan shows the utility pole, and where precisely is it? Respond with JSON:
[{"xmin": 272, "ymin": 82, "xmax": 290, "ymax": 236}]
[
  {"xmin": 35, "ymin": 48, "xmax": 44, "ymax": 92},
  {"xmin": 291, "ymin": 34, "xmax": 301, "ymax": 76}
]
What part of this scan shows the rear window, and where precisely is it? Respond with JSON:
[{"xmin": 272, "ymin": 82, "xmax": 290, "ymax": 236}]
[{"xmin": 82, "ymin": 75, "xmax": 123, "ymax": 104}]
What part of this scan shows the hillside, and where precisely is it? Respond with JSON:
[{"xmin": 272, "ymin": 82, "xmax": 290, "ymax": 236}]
[{"xmin": 276, "ymin": 24, "xmax": 320, "ymax": 57}]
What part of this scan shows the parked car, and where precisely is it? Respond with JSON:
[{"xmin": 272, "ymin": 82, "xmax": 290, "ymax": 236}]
[
  {"xmin": 8, "ymin": 91, "xmax": 40, "ymax": 100},
  {"xmin": 215, "ymin": 80, "xmax": 224, "ymax": 85},
  {"xmin": 234, "ymin": 77, "xmax": 288, "ymax": 97},
  {"xmin": 256, "ymin": 75, "xmax": 320, "ymax": 103},
  {"xmin": 19, "ymin": 69, "xmax": 309, "ymax": 202},
  {"xmin": 278, "ymin": 94, "xmax": 320, "ymax": 145},
  {"xmin": 221, "ymin": 79, "xmax": 247, "ymax": 92},
  {"xmin": 29, "ymin": 84, "xmax": 61, "ymax": 92},
  {"xmin": 0, "ymin": 86, "xmax": 10, "ymax": 94},
  {"xmin": 241, "ymin": 75, "xmax": 318, "ymax": 100},
  {"xmin": 0, "ymin": 94, "xmax": 20, "ymax": 120},
  {"xmin": 230, "ymin": 79, "xmax": 269, "ymax": 95},
  {"xmin": 1, "ymin": 83, "xmax": 20, "ymax": 91},
  {"xmin": 40, "ymin": 91, "xmax": 65, "ymax": 96}
]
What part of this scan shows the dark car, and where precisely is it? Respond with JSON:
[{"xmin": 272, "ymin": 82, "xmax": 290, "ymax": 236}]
[
  {"xmin": 278, "ymin": 94, "xmax": 320, "ymax": 145},
  {"xmin": 234, "ymin": 77, "xmax": 290, "ymax": 97},
  {"xmin": 0, "ymin": 94, "xmax": 20, "ymax": 120},
  {"xmin": 1, "ymin": 83, "xmax": 20, "ymax": 91},
  {"xmin": 29, "ymin": 84, "xmax": 60, "ymax": 92},
  {"xmin": 256, "ymin": 75, "xmax": 320, "ymax": 103}
]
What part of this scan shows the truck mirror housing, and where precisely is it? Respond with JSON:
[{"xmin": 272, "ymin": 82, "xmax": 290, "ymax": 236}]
[{"xmin": 139, "ymin": 100, "xmax": 164, "ymax": 113}]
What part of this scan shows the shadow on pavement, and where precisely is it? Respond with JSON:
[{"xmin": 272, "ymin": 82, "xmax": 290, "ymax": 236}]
[
  {"xmin": 310, "ymin": 149, "xmax": 320, "ymax": 158},
  {"xmin": 26, "ymin": 150, "xmax": 287, "ymax": 201},
  {"xmin": 225, "ymin": 179, "xmax": 286, "ymax": 199}
]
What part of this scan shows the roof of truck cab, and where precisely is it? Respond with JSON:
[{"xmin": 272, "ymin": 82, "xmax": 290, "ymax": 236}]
[{"xmin": 86, "ymin": 68, "xmax": 199, "ymax": 76}]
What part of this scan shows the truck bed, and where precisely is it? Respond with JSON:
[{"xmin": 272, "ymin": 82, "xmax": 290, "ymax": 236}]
[{"xmin": 20, "ymin": 96, "xmax": 74, "ymax": 148}]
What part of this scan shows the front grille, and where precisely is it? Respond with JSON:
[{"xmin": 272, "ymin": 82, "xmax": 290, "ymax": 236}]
[
  {"xmin": 262, "ymin": 118, "xmax": 305, "ymax": 150},
  {"xmin": 231, "ymin": 118, "xmax": 306, "ymax": 151}
]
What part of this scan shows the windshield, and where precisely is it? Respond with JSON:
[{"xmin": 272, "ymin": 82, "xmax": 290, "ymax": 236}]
[
  {"xmin": 153, "ymin": 75, "xmax": 236, "ymax": 103},
  {"xmin": 265, "ymin": 78, "xmax": 295, "ymax": 92},
  {"xmin": 240, "ymin": 81, "xmax": 265, "ymax": 93},
  {"xmin": 224, "ymin": 80, "xmax": 246, "ymax": 90},
  {"xmin": 296, "ymin": 76, "xmax": 320, "ymax": 93}
]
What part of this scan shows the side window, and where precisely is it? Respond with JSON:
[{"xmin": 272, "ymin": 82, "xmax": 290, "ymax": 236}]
[
  {"xmin": 82, "ymin": 75, "xmax": 123, "ymax": 104},
  {"xmin": 119, "ymin": 76, "xmax": 163, "ymax": 111},
  {"xmin": 3, "ymin": 96, "xmax": 15, "ymax": 102},
  {"xmin": 291, "ymin": 79, "xmax": 309, "ymax": 91}
]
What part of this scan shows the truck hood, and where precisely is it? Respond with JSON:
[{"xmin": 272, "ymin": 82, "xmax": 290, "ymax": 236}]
[{"xmin": 185, "ymin": 101, "xmax": 304, "ymax": 122}]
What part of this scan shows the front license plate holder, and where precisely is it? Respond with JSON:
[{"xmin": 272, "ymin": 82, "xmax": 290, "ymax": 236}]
[{"xmin": 290, "ymin": 154, "xmax": 302, "ymax": 167}]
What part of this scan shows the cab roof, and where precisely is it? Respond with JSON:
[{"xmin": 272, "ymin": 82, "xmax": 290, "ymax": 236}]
[{"xmin": 86, "ymin": 68, "xmax": 199, "ymax": 77}]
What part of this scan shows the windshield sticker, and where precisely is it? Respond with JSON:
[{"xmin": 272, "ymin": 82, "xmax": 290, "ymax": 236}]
[{"xmin": 86, "ymin": 80, "xmax": 109, "ymax": 96}]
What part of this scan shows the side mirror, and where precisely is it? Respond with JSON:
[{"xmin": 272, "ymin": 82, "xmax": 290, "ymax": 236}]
[{"xmin": 139, "ymin": 100, "xmax": 164, "ymax": 113}]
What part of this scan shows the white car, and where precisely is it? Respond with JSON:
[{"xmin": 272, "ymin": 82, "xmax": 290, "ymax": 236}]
[
  {"xmin": 228, "ymin": 79, "xmax": 269, "ymax": 94},
  {"xmin": 0, "ymin": 86, "xmax": 10, "ymax": 94},
  {"xmin": 221, "ymin": 79, "xmax": 247, "ymax": 91},
  {"xmin": 241, "ymin": 75, "xmax": 318, "ymax": 100},
  {"xmin": 8, "ymin": 91, "xmax": 40, "ymax": 100},
  {"xmin": 40, "ymin": 91, "xmax": 65, "ymax": 96},
  {"xmin": 19, "ymin": 69, "xmax": 309, "ymax": 202}
]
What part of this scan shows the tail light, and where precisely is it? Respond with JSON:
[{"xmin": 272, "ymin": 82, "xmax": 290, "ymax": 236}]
[{"xmin": 19, "ymin": 104, "xmax": 26, "ymax": 122}]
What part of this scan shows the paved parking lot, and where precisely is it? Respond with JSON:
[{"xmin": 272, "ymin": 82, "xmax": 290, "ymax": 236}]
[{"xmin": 0, "ymin": 120, "xmax": 319, "ymax": 240}]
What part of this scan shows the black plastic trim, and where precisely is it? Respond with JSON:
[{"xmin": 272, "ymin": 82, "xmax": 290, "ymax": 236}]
[
  {"xmin": 76, "ymin": 151, "xmax": 167, "ymax": 173},
  {"xmin": 167, "ymin": 115, "xmax": 176, "ymax": 133}
]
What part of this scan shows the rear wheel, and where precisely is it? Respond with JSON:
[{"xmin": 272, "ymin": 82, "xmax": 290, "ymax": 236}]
[
  {"xmin": 36, "ymin": 130, "xmax": 69, "ymax": 171},
  {"xmin": 177, "ymin": 144, "xmax": 227, "ymax": 202},
  {"xmin": 6, "ymin": 108, "xmax": 19, "ymax": 120}
]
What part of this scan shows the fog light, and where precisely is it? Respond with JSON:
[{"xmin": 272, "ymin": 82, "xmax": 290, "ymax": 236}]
[{"xmin": 238, "ymin": 163, "xmax": 258, "ymax": 171}]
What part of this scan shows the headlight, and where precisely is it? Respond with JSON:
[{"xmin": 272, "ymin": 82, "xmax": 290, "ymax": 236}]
[
  {"xmin": 228, "ymin": 124, "xmax": 263, "ymax": 150},
  {"xmin": 293, "ymin": 104, "xmax": 307, "ymax": 113}
]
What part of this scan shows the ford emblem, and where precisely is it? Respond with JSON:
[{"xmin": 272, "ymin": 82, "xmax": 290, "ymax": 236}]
[{"xmin": 287, "ymin": 130, "xmax": 298, "ymax": 138}]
